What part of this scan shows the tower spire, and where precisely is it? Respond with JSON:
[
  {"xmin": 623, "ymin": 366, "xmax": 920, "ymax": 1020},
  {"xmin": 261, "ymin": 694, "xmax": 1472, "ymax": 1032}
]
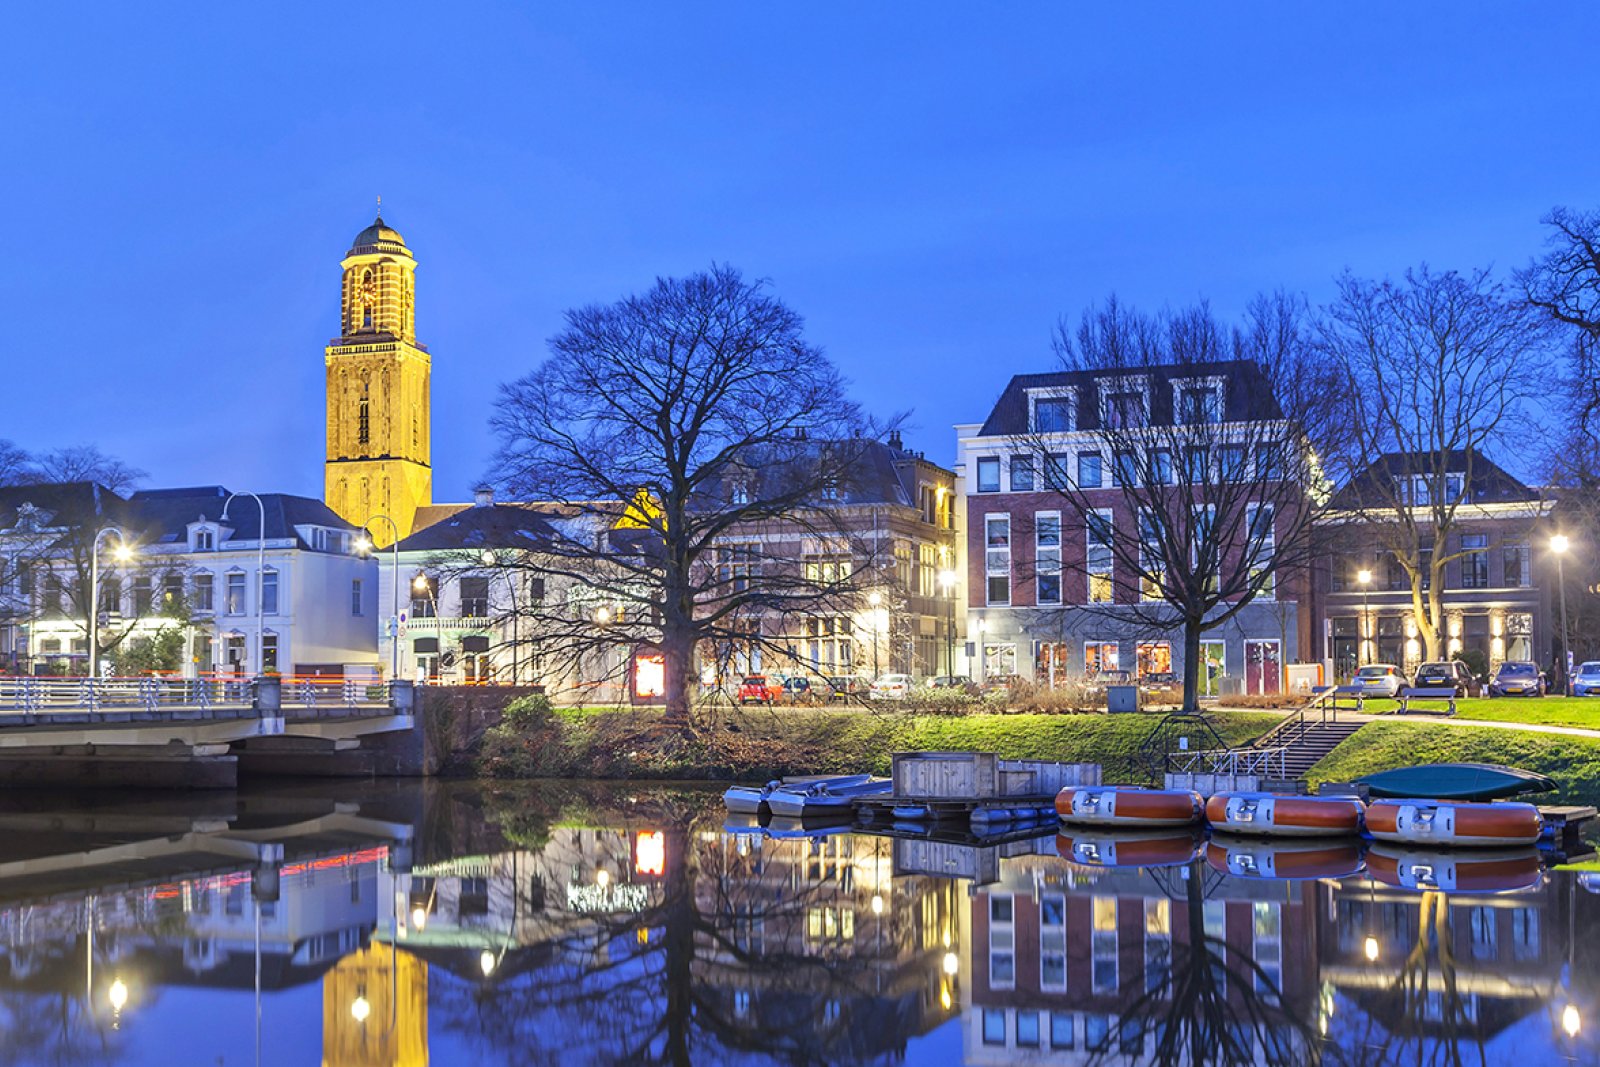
[{"xmin": 375, "ymin": 194, "xmax": 382, "ymax": 220}]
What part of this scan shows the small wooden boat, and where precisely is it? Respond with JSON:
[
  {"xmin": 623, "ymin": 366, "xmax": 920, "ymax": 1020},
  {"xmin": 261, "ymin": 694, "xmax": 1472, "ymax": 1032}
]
[
  {"xmin": 765, "ymin": 775, "xmax": 892, "ymax": 818},
  {"xmin": 1366, "ymin": 799, "xmax": 1544, "ymax": 847},
  {"xmin": 723, "ymin": 774, "xmax": 871, "ymax": 815},
  {"xmin": 1366, "ymin": 842, "xmax": 1543, "ymax": 893},
  {"xmin": 1204, "ymin": 792, "xmax": 1365, "ymax": 837},
  {"xmin": 1357, "ymin": 763, "xmax": 1556, "ymax": 801},
  {"xmin": 1056, "ymin": 829, "xmax": 1204, "ymax": 868},
  {"xmin": 1206, "ymin": 837, "xmax": 1365, "ymax": 881},
  {"xmin": 1056, "ymin": 786, "xmax": 1202, "ymax": 828}
]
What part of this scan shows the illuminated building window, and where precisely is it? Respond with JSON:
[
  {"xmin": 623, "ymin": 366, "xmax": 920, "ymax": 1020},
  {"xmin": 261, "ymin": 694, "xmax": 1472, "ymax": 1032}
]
[
  {"xmin": 989, "ymin": 894, "xmax": 1015, "ymax": 988},
  {"xmin": 1040, "ymin": 894, "xmax": 1066, "ymax": 991},
  {"xmin": 1092, "ymin": 896, "xmax": 1117, "ymax": 993}
]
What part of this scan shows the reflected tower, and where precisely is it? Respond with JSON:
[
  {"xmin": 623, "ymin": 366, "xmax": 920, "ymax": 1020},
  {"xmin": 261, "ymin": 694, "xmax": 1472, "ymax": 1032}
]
[{"xmin": 322, "ymin": 943, "xmax": 429, "ymax": 1067}]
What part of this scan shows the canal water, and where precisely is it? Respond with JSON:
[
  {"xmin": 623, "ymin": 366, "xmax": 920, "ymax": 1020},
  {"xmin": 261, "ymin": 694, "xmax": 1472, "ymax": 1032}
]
[{"xmin": 0, "ymin": 779, "xmax": 1591, "ymax": 1066}]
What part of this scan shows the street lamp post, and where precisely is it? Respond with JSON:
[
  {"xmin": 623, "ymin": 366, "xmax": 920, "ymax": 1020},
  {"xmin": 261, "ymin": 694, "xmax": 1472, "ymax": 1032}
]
[
  {"xmin": 87, "ymin": 527, "xmax": 131, "ymax": 678},
  {"xmin": 1357, "ymin": 568, "xmax": 1373, "ymax": 669},
  {"xmin": 221, "ymin": 492, "xmax": 267, "ymax": 676},
  {"xmin": 354, "ymin": 515, "xmax": 401, "ymax": 680},
  {"xmin": 481, "ymin": 549, "xmax": 520, "ymax": 685},
  {"xmin": 867, "ymin": 592, "xmax": 884, "ymax": 678},
  {"xmin": 1553, "ymin": 535, "xmax": 1572, "ymax": 696},
  {"xmin": 938, "ymin": 569, "xmax": 957, "ymax": 678},
  {"xmin": 412, "ymin": 574, "xmax": 442, "ymax": 681}
]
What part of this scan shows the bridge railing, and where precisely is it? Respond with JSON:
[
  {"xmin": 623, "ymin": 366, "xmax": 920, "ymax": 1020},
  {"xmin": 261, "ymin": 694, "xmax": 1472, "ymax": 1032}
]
[
  {"xmin": 1165, "ymin": 744, "xmax": 1289, "ymax": 779},
  {"xmin": 0, "ymin": 675, "xmax": 394, "ymax": 715}
]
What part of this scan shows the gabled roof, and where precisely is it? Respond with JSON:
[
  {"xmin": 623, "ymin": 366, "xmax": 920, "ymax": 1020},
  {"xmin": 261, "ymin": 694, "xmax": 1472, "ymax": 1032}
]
[
  {"xmin": 124, "ymin": 487, "xmax": 357, "ymax": 548},
  {"xmin": 1327, "ymin": 450, "xmax": 1540, "ymax": 509},
  {"xmin": 695, "ymin": 437, "xmax": 951, "ymax": 511},
  {"xmin": 393, "ymin": 502, "xmax": 564, "ymax": 553},
  {"xmin": 0, "ymin": 481, "xmax": 118, "ymax": 532},
  {"xmin": 975, "ymin": 359, "xmax": 1282, "ymax": 437}
]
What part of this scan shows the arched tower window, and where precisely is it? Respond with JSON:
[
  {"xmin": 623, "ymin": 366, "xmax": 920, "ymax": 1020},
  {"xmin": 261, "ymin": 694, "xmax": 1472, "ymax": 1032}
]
[{"xmin": 358, "ymin": 383, "xmax": 370, "ymax": 446}]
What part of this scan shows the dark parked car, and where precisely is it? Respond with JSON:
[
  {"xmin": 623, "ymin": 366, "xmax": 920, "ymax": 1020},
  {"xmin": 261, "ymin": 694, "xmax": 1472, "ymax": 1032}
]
[
  {"xmin": 1488, "ymin": 661, "xmax": 1546, "ymax": 698},
  {"xmin": 825, "ymin": 675, "xmax": 873, "ymax": 701},
  {"xmin": 1412, "ymin": 661, "xmax": 1480, "ymax": 697},
  {"xmin": 929, "ymin": 675, "xmax": 974, "ymax": 689},
  {"xmin": 780, "ymin": 677, "xmax": 820, "ymax": 703}
]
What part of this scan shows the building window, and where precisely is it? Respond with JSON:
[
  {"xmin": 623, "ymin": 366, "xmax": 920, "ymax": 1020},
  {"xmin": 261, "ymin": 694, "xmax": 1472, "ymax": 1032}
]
[
  {"xmin": 717, "ymin": 543, "xmax": 761, "ymax": 593},
  {"xmin": 1219, "ymin": 444, "xmax": 1247, "ymax": 481},
  {"xmin": 1138, "ymin": 510, "xmax": 1164, "ymax": 601},
  {"xmin": 805, "ymin": 616, "xmax": 853, "ymax": 671},
  {"xmin": 1103, "ymin": 391, "xmax": 1144, "ymax": 429},
  {"xmin": 1248, "ymin": 504, "xmax": 1275, "ymax": 599},
  {"xmin": 351, "ymin": 579, "xmax": 363, "ymax": 616},
  {"xmin": 225, "ymin": 572, "xmax": 246, "ymax": 615},
  {"xmin": 1009, "ymin": 455, "xmax": 1034, "ymax": 492},
  {"xmin": 1146, "ymin": 899, "xmax": 1172, "ymax": 995},
  {"xmin": 261, "ymin": 570, "xmax": 279, "ymax": 615},
  {"xmin": 1461, "ymin": 534, "xmax": 1489, "ymax": 589},
  {"xmin": 1091, "ymin": 896, "xmax": 1118, "ymax": 993},
  {"xmin": 1087, "ymin": 510, "xmax": 1113, "ymax": 602},
  {"xmin": 1050, "ymin": 1012, "xmax": 1075, "ymax": 1050},
  {"xmin": 1077, "ymin": 452, "xmax": 1103, "ymax": 488},
  {"xmin": 459, "ymin": 576, "xmax": 490, "ymax": 618},
  {"xmin": 100, "ymin": 576, "xmax": 122, "ymax": 615},
  {"xmin": 194, "ymin": 572, "xmax": 214, "ymax": 613},
  {"xmin": 1182, "ymin": 446, "xmax": 1209, "ymax": 483},
  {"xmin": 411, "ymin": 576, "xmax": 438, "ymax": 618},
  {"xmin": 989, "ymin": 895, "xmax": 1016, "ymax": 988},
  {"xmin": 1253, "ymin": 902, "xmax": 1282, "ymax": 997},
  {"xmin": 1502, "ymin": 542, "xmax": 1531, "ymax": 587},
  {"xmin": 1085, "ymin": 640, "xmax": 1119, "ymax": 672},
  {"xmin": 1036, "ymin": 512, "xmax": 1061, "ymax": 605},
  {"xmin": 194, "ymin": 529, "xmax": 214, "ymax": 551},
  {"xmin": 357, "ymin": 389, "xmax": 371, "ymax": 446},
  {"xmin": 261, "ymin": 633, "xmax": 278, "ymax": 673},
  {"xmin": 1137, "ymin": 641, "xmax": 1172, "ymax": 677},
  {"xmin": 984, "ymin": 642, "xmax": 1017, "ymax": 679},
  {"xmin": 976, "ymin": 457, "xmax": 1001, "ymax": 493},
  {"xmin": 1032, "ymin": 395, "xmax": 1074, "ymax": 433},
  {"xmin": 132, "ymin": 576, "xmax": 152, "ymax": 615},
  {"xmin": 804, "ymin": 554, "xmax": 852, "ymax": 586},
  {"xmin": 1040, "ymin": 895, "xmax": 1067, "ymax": 991},
  {"xmin": 1112, "ymin": 449, "xmax": 1138, "ymax": 487},
  {"xmin": 1178, "ymin": 384, "xmax": 1221, "ymax": 424},
  {"xmin": 1016, "ymin": 1012, "xmax": 1040, "ymax": 1048},
  {"xmin": 986, "ymin": 516, "xmax": 1011, "ymax": 605},
  {"xmin": 1150, "ymin": 448, "xmax": 1172, "ymax": 486},
  {"xmin": 982, "ymin": 1009, "xmax": 1006, "ymax": 1046}
]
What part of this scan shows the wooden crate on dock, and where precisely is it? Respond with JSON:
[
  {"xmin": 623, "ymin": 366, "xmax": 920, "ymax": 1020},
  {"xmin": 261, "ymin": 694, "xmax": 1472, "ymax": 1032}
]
[{"xmin": 892, "ymin": 752, "xmax": 1100, "ymax": 800}]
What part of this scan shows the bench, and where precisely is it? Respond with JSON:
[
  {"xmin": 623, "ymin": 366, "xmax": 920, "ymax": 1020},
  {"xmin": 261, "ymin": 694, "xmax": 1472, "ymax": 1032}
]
[
  {"xmin": 1396, "ymin": 686, "xmax": 1458, "ymax": 716},
  {"xmin": 1330, "ymin": 685, "xmax": 1366, "ymax": 712}
]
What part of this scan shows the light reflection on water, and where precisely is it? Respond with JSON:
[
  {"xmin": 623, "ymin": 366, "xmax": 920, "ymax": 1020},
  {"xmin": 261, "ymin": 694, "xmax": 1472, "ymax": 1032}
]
[{"xmin": 0, "ymin": 781, "xmax": 1590, "ymax": 1066}]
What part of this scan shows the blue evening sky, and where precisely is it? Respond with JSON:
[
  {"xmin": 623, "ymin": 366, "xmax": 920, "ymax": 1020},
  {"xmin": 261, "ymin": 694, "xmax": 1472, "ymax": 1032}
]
[{"xmin": 3, "ymin": 5, "xmax": 1597, "ymax": 499}]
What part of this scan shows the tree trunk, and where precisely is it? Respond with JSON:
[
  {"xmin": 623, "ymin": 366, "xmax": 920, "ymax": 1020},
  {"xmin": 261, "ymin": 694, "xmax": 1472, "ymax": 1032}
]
[
  {"xmin": 1182, "ymin": 615, "xmax": 1203, "ymax": 714},
  {"xmin": 662, "ymin": 627, "xmax": 694, "ymax": 727}
]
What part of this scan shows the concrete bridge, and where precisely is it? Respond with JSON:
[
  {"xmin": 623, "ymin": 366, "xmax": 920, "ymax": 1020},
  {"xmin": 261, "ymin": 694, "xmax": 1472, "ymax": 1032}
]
[{"xmin": 0, "ymin": 676, "xmax": 418, "ymax": 788}]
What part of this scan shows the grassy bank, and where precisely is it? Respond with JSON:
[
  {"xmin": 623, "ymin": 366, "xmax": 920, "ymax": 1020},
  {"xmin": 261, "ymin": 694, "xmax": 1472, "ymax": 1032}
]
[
  {"xmin": 1307, "ymin": 721, "xmax": 1600, "ymax": 805},
  {"xmin": 477, "ymin": 702, "xmax": 1280, "ymax": 785}
]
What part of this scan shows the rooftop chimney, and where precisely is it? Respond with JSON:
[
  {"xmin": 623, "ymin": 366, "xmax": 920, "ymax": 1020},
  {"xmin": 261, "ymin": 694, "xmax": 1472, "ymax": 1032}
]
[
  {"xmin": 473, "ymin": 484, "xmax": 495, "ymax": 507},
  {"xmin": 887, "ymin": 429, "xmax": 903, "ymax": 450}
]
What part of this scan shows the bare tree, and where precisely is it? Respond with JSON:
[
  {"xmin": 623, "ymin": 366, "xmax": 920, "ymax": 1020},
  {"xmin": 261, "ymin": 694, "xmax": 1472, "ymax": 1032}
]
[
  {"xmin": 1523, "ymin": 206, "xmax": 1600, "ymax": 451},
  {"xmin": 1018, "ymin": 295, "xmax": 1342, "ymax": 712},
  {"xmin": 1319, "ymin": 267, "xmax": 1550, "ymax": 663},
  {"xmin": 490, "ymin": 266, "xmax": 877, "ymax": 726},
  {"xmin": 30, "ymin": 446, "xmax": 145, "ymax": 494},
  {"xmin": 0, "ymin": 441, "xmax": 33, "ymax": 487}
]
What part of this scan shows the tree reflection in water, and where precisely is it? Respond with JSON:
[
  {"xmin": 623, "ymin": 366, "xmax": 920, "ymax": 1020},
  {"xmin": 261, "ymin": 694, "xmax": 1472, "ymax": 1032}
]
[{"xmin": 425, "ymin": 786, "xmax": 960, "ymax": 1066}]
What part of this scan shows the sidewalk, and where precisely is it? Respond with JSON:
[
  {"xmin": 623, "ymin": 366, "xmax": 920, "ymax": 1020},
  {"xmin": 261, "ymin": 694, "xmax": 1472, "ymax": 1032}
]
[{"xmin": 1213, "ymin": 702, "xmax": 1600, "ymax": 740}]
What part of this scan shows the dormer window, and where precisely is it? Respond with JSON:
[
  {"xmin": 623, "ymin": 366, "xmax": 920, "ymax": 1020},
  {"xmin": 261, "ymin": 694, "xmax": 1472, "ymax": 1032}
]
[
  {"xmin": 192, "ymin": 527, "xmax": 216, "ymax": 552},
  {"xmin": 1027, "ymin": 388, "xmax": 1076, "ymax": 433},
  {"xmin": 1178, "ymin": 384, "xmax": 1222, "ymax": 425}
]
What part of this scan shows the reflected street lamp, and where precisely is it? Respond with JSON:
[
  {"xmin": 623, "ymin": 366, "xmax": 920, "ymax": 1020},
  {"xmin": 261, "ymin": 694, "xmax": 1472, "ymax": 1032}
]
[
  {"xmin": 938, "ymin": 569, "xmax": 958, "ymax": 678},
  {"xmin": 1553, "ymin": 535, "xmax": 1573, "ymax": 696}
]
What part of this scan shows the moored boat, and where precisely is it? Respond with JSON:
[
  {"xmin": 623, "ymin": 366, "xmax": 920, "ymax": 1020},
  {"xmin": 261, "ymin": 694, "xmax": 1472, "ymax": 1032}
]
[
  {"xmin": 1205, "ymin": 836, "xmax": 1366, "ymax": 881},
  {"xmin": 765, "ymin": 775, "xmax": 893, "ymax": 818},
  {"xmin": 1056, "ymin": 786, "xmax": 1203, "ymax": 828},
  {"xmin": 1056, "ymin": 829, "xmax": 1204, "ymax": 868},
  {"xmin": 723, "ymin": 774, "xmax": 871, "ymax": 815},
  {"xmin": 1366, "ymin": 842, "xmax": 1544, "ymax": 893},
  {"xmin": 1204, "ymin": 792, "xmax": 1365, "ymax": 837},
  {"xmin": 1366, "ymin": 798, "xmax": 1544, "ymax": 848},
  {"xmin": 1356, "ymin": 762, "xmax": 1556, "ymax": 801}
]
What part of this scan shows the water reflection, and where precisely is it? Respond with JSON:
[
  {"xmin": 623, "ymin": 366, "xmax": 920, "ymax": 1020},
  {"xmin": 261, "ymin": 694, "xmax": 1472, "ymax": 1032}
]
[{"xmin": 0, "ymin": 783, "xmax": 1588, "ymax": 1064}]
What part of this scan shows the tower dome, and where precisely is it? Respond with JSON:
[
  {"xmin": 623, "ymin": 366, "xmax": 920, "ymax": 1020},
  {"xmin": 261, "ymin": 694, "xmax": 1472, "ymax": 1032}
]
[{"xmin": 348, "ymin": 215, "xmax": 410, "ymax": 255}]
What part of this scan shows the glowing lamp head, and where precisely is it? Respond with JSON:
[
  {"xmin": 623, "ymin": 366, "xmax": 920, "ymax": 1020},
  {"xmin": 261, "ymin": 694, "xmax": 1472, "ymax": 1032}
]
[
  {"xmin": 480, "ymin": 950, "xmax": 497, "ymax": 977},
  {"xmin": 411, "ymin": 905, "xmax": 428, "ymax": 931},
  {"xmin": 1564, "ymin": 1003, "xmax": 1581, "ymax": 1038},
  {"xmin": 938, "ymin": 569, "xmax": 956, "ymax": 591},
  {"xmin": 108, "ymin": 977, "xmax": 129, "ymax": 1012},
  {"xmin": 594, "ymin": 605, "xmax": 612, "ymax": 625},
  {"xmin": 870, "ymin": 894, "xmax": 884, "ymax": 916},
  {"xmin": 1363, "ymin": 936, "xmax": 1380, "ymax": 962},
  {"xmin": 942, "ymin": 951, "xmax": 960, "ymax": 976},
  {"xmin": 1356, "ymin": 568, "xmax": 1372, "ymax": 586},
  {"xmin": 480, "ymin": 549, "xmax": 495, "ymax": 566},
  {"xmin": 412, "ymin": 574, "xmax": 429, "ymax": 592},
  {"xmin": 868, "ymin": 591, "xmax": 883, "ymax": 607},
  {"xmin": 1553, "ymin": 534, "xmax": 1572, "ymax": 555},
  {"xmin": 351, "ymin": 995, "xmax": 371, "ymax": 1023},
  {"xmin": 354, "ymin": 536, "xmax": 372, "ymax": 556},
  {"xmin": 596, "ymin": 868, "xmax": 611, "ymax": 887}
]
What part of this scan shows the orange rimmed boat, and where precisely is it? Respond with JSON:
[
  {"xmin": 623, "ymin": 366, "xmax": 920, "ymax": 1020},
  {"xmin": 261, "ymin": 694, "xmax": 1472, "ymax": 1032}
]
[
  {"xmin": 1057, "ymin": 829, "xmax": 1204, "ymax": 869},
  {"xmin": 1366, "ymin": 799, "xmax": 1543, "ymax": 848},
  {"xmin": 1056, "ymin": 786, "xmax": 1203, "ymax": 828},
  {"xmin": 1204, "ymin": 792, "xmax": 1365, "ymax": 837},
  {"xmin": 1366, "ymin": 842, "xmax": 1543, "ymax": 893},
  {"xmin": 1205, "ymin": 837, "xmax": 1366, "ymax": 881}
]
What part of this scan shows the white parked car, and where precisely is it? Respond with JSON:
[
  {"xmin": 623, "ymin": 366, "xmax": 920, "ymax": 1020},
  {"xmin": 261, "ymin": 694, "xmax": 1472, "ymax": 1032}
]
[
  {"xmin": 1353, "ymin": 663, "xmax": 1404, "ymax": 698},
  {"xmin": 869, "ymin": 674, "xmax": 914, "ymax": 700}
]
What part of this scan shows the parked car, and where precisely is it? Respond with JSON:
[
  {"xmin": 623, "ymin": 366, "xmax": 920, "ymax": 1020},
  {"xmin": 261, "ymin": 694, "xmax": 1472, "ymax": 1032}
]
[
  {"xmin": 1488, "ymin": 661, "xmax": 1546, "ymax": 698},
  {"xmin": 1412, "ymin": 661, "xmax": 1480, "ymax": 698},
  {"xmin": 1574, "ymin": 661, "xmax": 1600, "ymax": 697},
  {"xmin": 780, "ymin": 676, "xmax": 821, "ymax": 703},
  {"xmin": 869, "ymin": 674, "xmax": 914, "ymax": 700},
  {"xmin": 737, "ymin": 675, "xmax": 783, "ymax": 705},
  {"xmin": 1352, "ymin": 664, "xmax": 1404, "ymax": 699},
  {"xmin": 928, "ymin": 674, "xmax": 974, "ymax": 689},
  {"xmin": 1139, "ymin": 671, "xmax": 1181, "ymax": 698},
  {"xmin": 825, "ymin": 674, "xmax": 874, "ymax": 701}
]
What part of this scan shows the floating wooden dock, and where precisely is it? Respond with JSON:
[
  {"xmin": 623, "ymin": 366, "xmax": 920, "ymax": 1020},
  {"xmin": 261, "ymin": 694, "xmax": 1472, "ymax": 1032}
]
[
  {"xmin": 1538, "ymin": 804, "xmax": 1597, "ymax": 857},
  {"xmin": 851, "ymin": 752, "xmax": 1099, "ymax": 830}
]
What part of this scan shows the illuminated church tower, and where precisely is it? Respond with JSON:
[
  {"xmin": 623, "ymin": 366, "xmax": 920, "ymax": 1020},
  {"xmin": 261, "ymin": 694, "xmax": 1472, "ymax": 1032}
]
[{"xmin": 324, "ymin": 210, "xmax": 432, "ymax": 544}]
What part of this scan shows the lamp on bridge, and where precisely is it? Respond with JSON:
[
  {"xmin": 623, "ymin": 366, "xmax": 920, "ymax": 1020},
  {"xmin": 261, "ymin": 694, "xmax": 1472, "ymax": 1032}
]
[{"xmin": 88, "ymin": 527, "xmax": 133, "ymax": 679}]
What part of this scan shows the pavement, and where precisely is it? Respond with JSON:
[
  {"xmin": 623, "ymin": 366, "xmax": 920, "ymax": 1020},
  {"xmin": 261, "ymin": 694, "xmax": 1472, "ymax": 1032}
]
[{"xmin": 1212, "ymin": 702, "xmax": 1600, "ymax": 740}]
